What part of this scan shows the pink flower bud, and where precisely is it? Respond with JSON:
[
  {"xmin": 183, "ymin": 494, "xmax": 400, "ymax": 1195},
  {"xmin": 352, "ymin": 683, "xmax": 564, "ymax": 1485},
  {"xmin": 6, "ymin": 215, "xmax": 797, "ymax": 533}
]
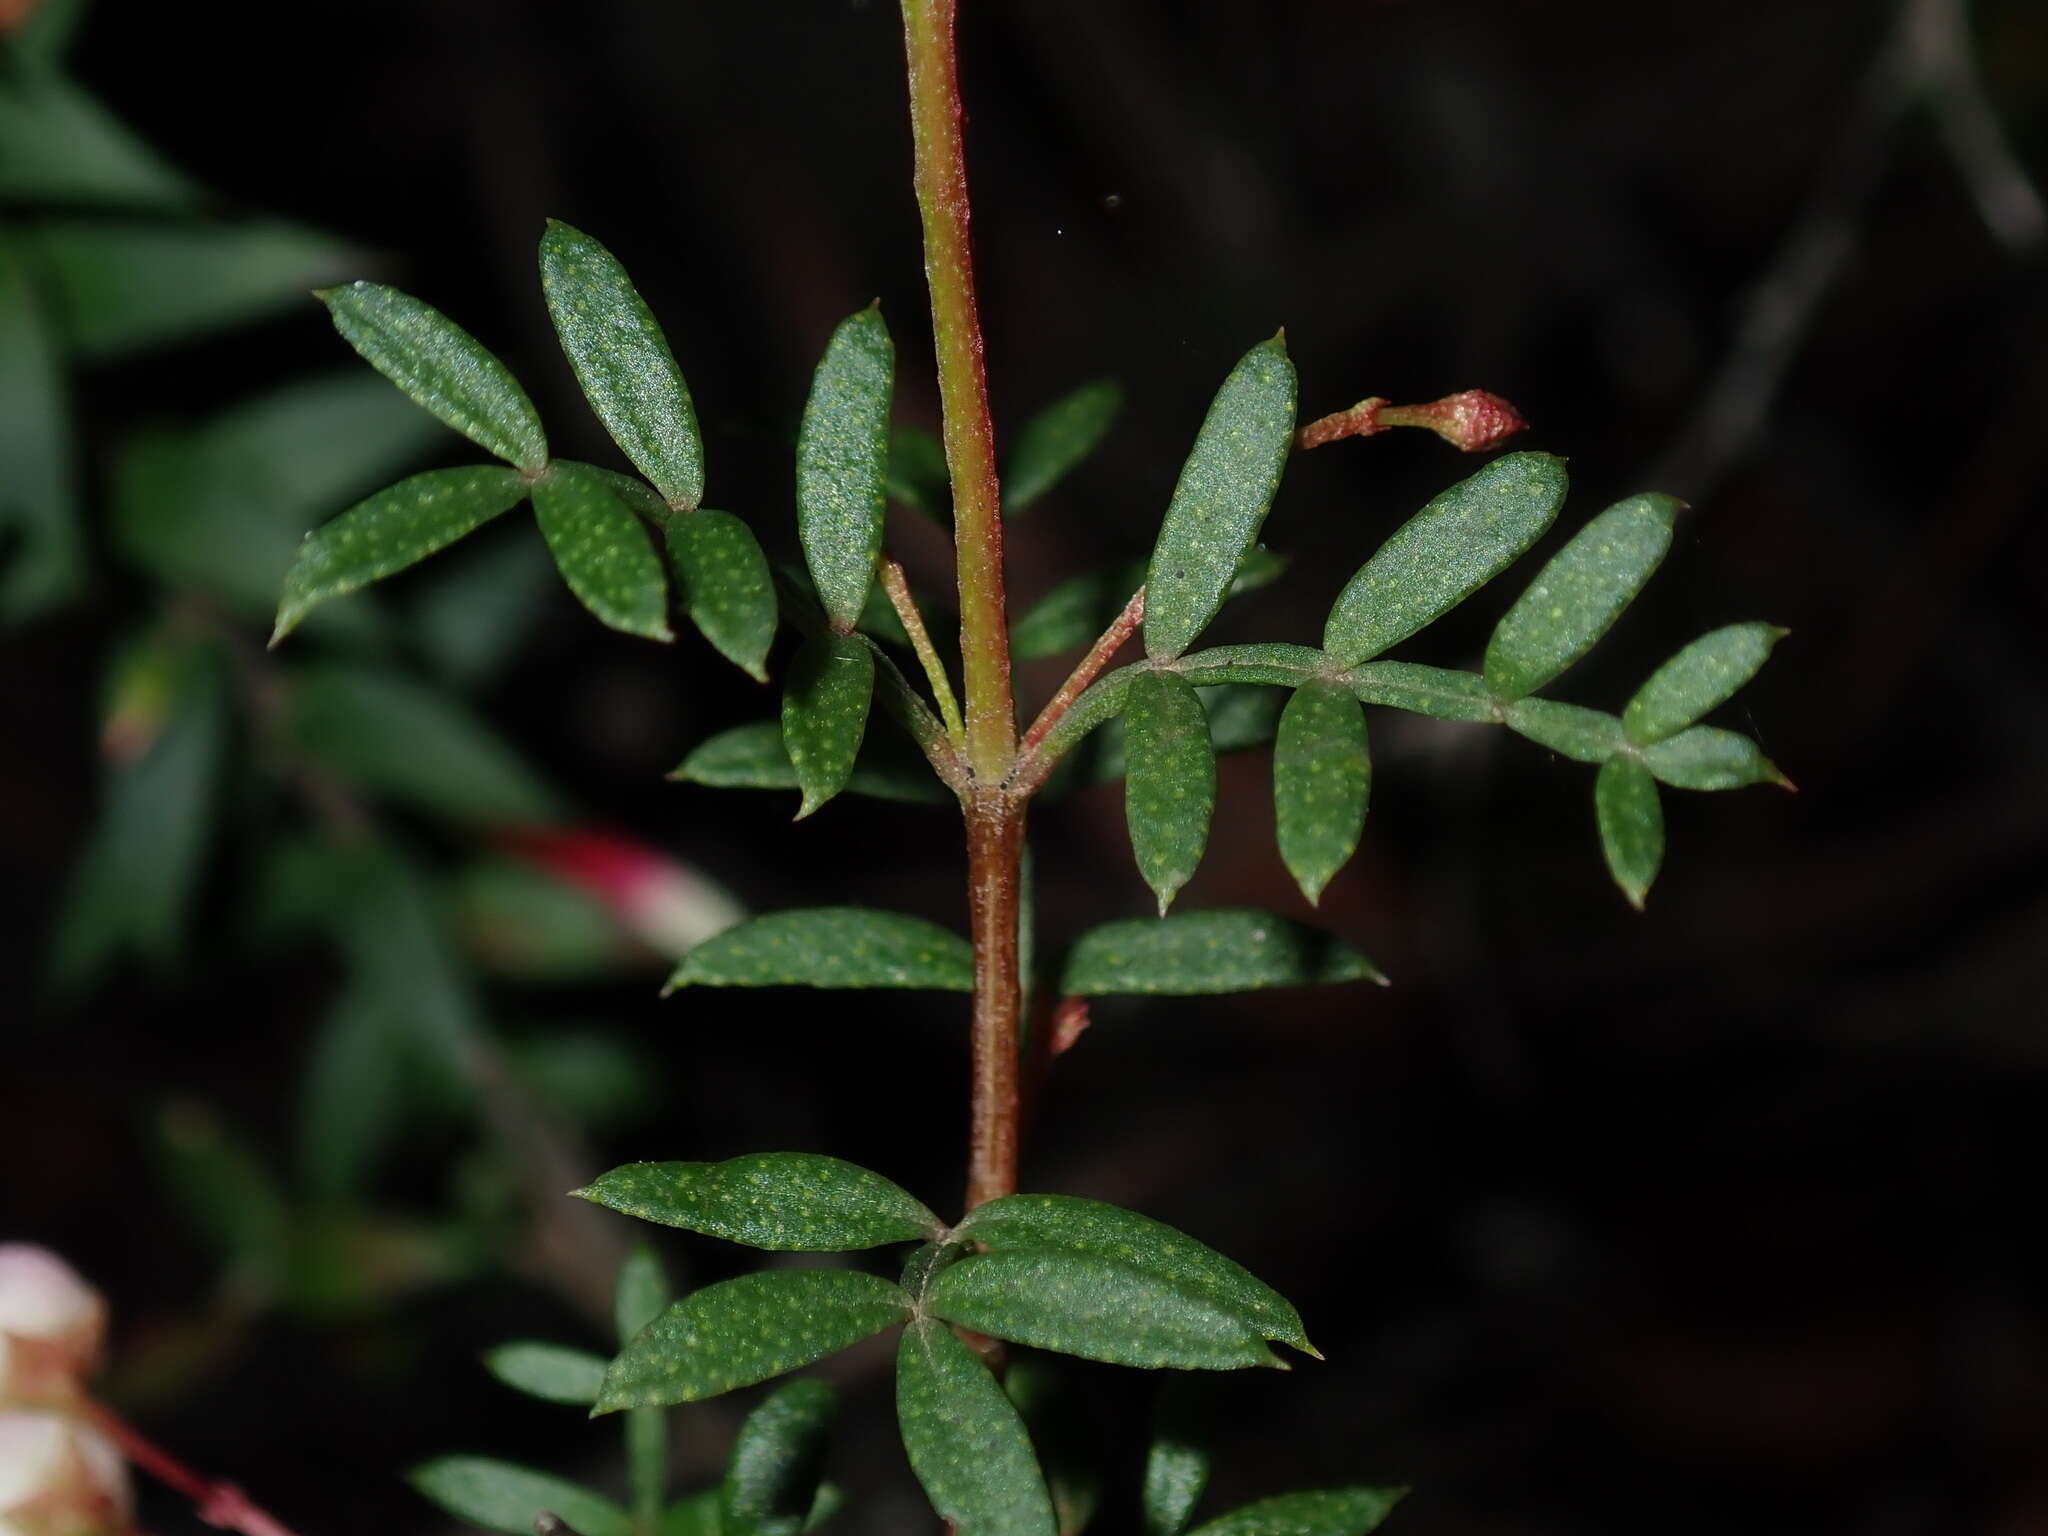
[
  {"xmin": 1296, "ymin": 389, "xmax": 1528, "ymax": 455},
  {"xmin": 0, "ymin": 1411, "xmax": 131, "ymax": 1536},
  {"xmin": 500, "ymin": 830, "xmax": 744, "ymax": 960},
  {"xmin": 0, "ymin": 1251, "xmax": 105, "ymax": 1406}
]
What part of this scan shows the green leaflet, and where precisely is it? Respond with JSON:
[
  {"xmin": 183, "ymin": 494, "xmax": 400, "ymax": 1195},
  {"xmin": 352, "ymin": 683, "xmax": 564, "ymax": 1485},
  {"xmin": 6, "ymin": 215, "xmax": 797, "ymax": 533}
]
[
  {"xmin": 320, "ymin": 282, "xmax": 548, "ymax": 472},
  {"xmin": 1142, "ymin": 1389, "xmax": 1211, "ymax": 1536},
  {"xmin": 781, "ymin": 633, "xmax": 877, "ymax": 819},
  {"xmin": 615, "ymin": 1246, "xmax": 673, "ymax": 1523},
  {"xmin": 1059, "ymin": 910, "xmax": 1383, "ymax": 997},
  {"xmin": 955, "ymin": 1193, "xmax": 1314, "ymax": 1356},
  {"xmin": 1174, "ymin": 643, "xmax": 1326, "ymax": 689},
  {"xmin": 1483, "ymin": 492, "xmax": 1679, "ymax": 701},
  {"xmin": 1323, "ymin": 451, "xmax": 1567, "ymax": 667},
  {"xmin": 1622, "ymin": 622, "xmax": 1787, "ymax": 745},
  {"xmin": 272, "ymin": 465, "xmax": 529, "ymax": 643},
  {"xmin": 670, "ymin": 721, "xmax": 949, "ymax": 806},
  {"xmin": 532, "ymin": 461, "xmax": 673, "ymax": 641},
  {"xmin": 1641, "ymin": 724, "xmax": 1789, "ymax": 791},
  {"xmin": 296, "ymin": 986, "xmax": 403, "ymax": 1199},
  {"xmin": 664, "ymin": 908, "xmax": 973, "ymax": 994},
  {"xmin": 796, "ymin": 306, "xmax": 893, "ymax": 631},
  {"xmin": 0, "ymin": 235, "xmax": 80, "ymax": 619},
  {"xmin": 1184, "ymin": 1489, "xmax": 1407, "ymax": 1536},
  {"xmin": 0, "ymin": 75, "xmax": 195, "ymax": 211},
  {"xmin": 410, "ymin": 535, "xmax": 558, "ymax": 687},
  {"xmin": 1346, "ymin": 662, "xmax": 1498, "ymax": 722},
  {"xmin": 483, "ymin": 1342, "xmax": 608, "ymax": 1405},
  {"xmin": 617, "ymin": 1245, "xmax": 673, "ymax": 1341},
  {"xmin": 540, "ymin": 220, "xmax": 704, "ymax": 510},
  {"xmin": 283, "ymin": 662, "xmax": 562, "ymax": 827},
  {"xmin": 923, "ymin": 1252, "xmax": 1283, "ymax": 1370},
  {"xmin": 722, "ymin": 1379, "xmax": 837, "ymax": 1536},
  {"xmin": 668, "ymin": 510, "xmax": 777, "ymax": 680},
  {"xmin": 1123, "ymin": 671, "xmax": 1215, "ymax": 914},
  {"xmin": 595, "ymin": 1269, "xmax": 910, "ymax": 1411},
  {"xmin": 663, "ymin": 1491, "xmax": 724, "ymax": 1536},
  {"xmin": 1079, "ymin": 685, "xmax": 1287, "ymax": 786},
  {"xmin": 573, "ymin": 1153, "xmax": 939, "ymax": 1251},
  {"xmin": 1004, "ymin": 379, "xmax": 1122, "ymax": 513},
  {"xmin": 153, "ymin": 1105, "xmax": 290, "ymax": 1279},
  {"xmin": 1595, "ymin": 755, "xmax": 1663, "ymax": 910},
  {"xmin": 896, "ymin": 1318, "xmax": 1057, "ymax": 1536},
  {"xmin": 1503, "ymin": 698, "xmax": 1623, "ymax": 763},
  {"xmin": 1145, "ymin": 337, "xmax": 1296, "ymax": 659},
  {"xmin": 1273, "ymin": 681, "xmax": 1370, "ymax": 904},
  {"xmin": 409, "ymin": 1457, "xmax": 630, "ymax": 1536}
]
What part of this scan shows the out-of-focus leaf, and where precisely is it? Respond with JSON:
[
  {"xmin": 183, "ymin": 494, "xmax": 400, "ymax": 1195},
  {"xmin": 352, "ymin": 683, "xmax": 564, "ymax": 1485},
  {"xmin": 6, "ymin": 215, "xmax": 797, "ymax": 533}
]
[
  {"xmin": 1060, "ymin": 910, "xmax": 1382, "ymax": 996},
  {"xmin": 1323, "ymin": 452, "xmax": 1567, "ymax": 666},
  {"xmin": 1622, "ymin": 622, "xmax": 1787, "ymax": 746},
  {"xmin": 616, "ymin": 1245, "xmax": 672, "ymax": 1346},
  {"xmin": 924, "ymin": 1251, "xmax": 1283, "ymax": 1370},
  {"xmin": 409, "ymin": 1457, "xmax": 629, "ymax": 1536},
  {"xmin": 1483, "ymin": 493, "xmax": 1678, "ymax": 701},
  {"xmin": 955, "ymin": 1194, "xmax": 1313, "ymax": 1356},
  {"xmin": 796, "ymin": 306, "xmax": 892, "ymax": 630},
  {"xmin": 1004, "ymin": 1359, "xmax": 1104, "ymax": 1536},
  {"xmin": 154, "ymin": 1102, "xmax": 291, "ymax": 1281},
  {"xmin": 575, "ymin": 1153, "xmax": 938, "ymax": 1251},
  {"xmin": 887, "ymin": 423, "xmax": 950, "ymax": 519},
  {"xmin": 668, "ymin": 509, "xmax": 776, "ymax": 680},
  {"xmin": 1272, "ymin": 680, "xmax": 1369, "ymax": 904},
  {"xmin": 1594, "ymin": 754, "xmax": 1663, "ymax": 910},
  {"xmin": 663, "ymin": 1492, "xmax": 724, "ymax": 1536},
  {"xmin": 321, "ymin": 281, "xmax": 548, "ymax": 472},
  {"xmin": 540, "ymin": 220, "xmax": 703, "ymax": 509},
  {"xmin": 513, "ymin": 1034, "xmax": 657, "ymax": 1128},
  {"xmin": 781, "ymin": 633, "xmax": 876, "ymax": 818},
  {"xmin": 1502, "ymin": 699, "xmax": 1622, "ymax": 763},
  {"xmin": 1184, "ymin": 1489, "xmax": 1406, "ymax": 1536},
  {"xmin": 453, "ymin": 858, "xmax": 627, "ymax": 979},
  {"xmin": 1141, "ymin": 1385, "xmax": 1210, "ymax": 1536},
  {"xmin": 284, "ymin": 662, "xmax": 561, "ymax": 826},
  {"xmin": 298, "ymin": 984, "xmax": 406, "ymax": 1200},
  {"xmin": 0, "ymin": 76, "xmax": 194, "ymax": 208},
  {"xmin": 1641, "ymin": 724, "xmax": 1789, "ymax": 791},
  {"xmin": 1015, "ymin": 550, "xmax": 1282, "ymax": 663},
  {"xmin": 672, "ymin": 721, "xmax": 949, "ymax": 806},
  {"xmin": 0, "ymin": 234, "xmax": 79, "ymax": 619},
  {"xmin": 723, "ymin": 1378, "xmax": 837, "ymax": 1536},
  {"xmin": 272, "ymin": 464, "xmax": 529, "ymax": 643},
  {"xmin": 595, "ymin": 1269, "xmax": 910, "ymax": 1412},
  {"xmin": 31, "ymin": 220, "xmax": 351, "ymax": 360},
  {"xmin": 1145, "ymin": 338, "xmax": 1296, "ymax": 660},
  {"xmin": 1346, "ymin": 662, "xmax": 1497, "ymax": 722},
  {"xmin": 1004, "ymin": 380, "xmax": 1122, "ymax": 513},
  {"xmin": 896, "ymin": 1317, "xmax": 1056, "ymax": 1536},
  {"xmin": 409, "ymin": 531, "xmax": 556, "ymax": 687},
  {"xmin": 484, "ymin": 1342, "xmax": 608, "ymax": 1405},
  {"xmin": 665, "ymin": 908, "xmax": 972, "ymax": 993},
  {"xmin": 531, "ymin": 461, "xmax": 673, "ymax": 641},
  {"xmin": 8, "ymin": 0, "xmax": 84, "ymax": 68},
  {"xmin": 1123, "ymin": 670, "xmax": 1214, "ymax": 914}
]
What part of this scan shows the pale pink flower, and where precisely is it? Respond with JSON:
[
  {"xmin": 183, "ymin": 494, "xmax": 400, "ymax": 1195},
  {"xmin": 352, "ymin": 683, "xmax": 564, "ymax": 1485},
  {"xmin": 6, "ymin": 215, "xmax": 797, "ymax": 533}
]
[{"xmin": 0, "ymin": 1411, "xmax": 131, "ymax": 1536}]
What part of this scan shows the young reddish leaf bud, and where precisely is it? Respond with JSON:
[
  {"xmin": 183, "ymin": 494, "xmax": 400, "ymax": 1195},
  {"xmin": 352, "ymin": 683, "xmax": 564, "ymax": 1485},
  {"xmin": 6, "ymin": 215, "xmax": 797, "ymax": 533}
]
[
  {"xmin": 1375, "ymin": 389, "xmax": 1528, "ymax": 452},
  {"xmin": 500, "ymin": 829, "xmax": 744, "ymax": 960},
  {"xmin": 0, "ymin": 1411, "xmax": 131, "ymax": 1536},
  {"xmin": 0, "ymin": 1251, "xmax": 106, "ymax": 1407}
]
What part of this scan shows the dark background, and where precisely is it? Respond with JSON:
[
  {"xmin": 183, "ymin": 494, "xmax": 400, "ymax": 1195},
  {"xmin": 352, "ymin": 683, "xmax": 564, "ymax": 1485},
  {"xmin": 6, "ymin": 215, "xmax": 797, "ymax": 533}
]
[{"xmin": 6, "ymin": 1, "xmax": 2048, "ymax": 1533}]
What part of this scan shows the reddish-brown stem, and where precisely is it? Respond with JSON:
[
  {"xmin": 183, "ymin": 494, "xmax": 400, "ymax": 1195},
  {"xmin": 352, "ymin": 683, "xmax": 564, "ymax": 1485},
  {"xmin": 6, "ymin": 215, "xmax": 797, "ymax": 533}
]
[
  {"xmin": 1019, "ymin": 586, "xmax": 1145, "ymax": 759},
  {"xmin": 962, "ymin": 790, "xmax": 1025, "ymax": 1211},
  {"xmin": 84, "ymin": 1400, "xmax": 302, "ymax": 1536}
]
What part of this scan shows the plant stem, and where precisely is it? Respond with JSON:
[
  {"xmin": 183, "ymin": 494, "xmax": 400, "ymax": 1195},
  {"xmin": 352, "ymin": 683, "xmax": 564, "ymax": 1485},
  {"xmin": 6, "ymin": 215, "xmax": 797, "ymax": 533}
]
[
  {"xmin": 1020, "ymin": 585, "xmax": 1145, "ymax": 757},
  {"xmin": 963, "ymin": 788, "xmax": 1024, "ymax": 1210},
  {"xmin": 880, "ymin": 557, "xmax": 966, "ymax": 747},
  {"xmin": 84, "ymin": 1399, "xmax": 303, "ymax": 1536}
]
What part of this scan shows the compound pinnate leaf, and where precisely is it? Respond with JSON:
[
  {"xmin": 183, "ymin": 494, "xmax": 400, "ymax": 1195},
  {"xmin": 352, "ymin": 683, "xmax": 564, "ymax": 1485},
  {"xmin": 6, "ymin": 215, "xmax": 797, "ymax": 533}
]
[
  {"xmin": 665, "ymin": 908, "xmax": 973, "ymax": 993},
  {"xmin": 1185, "ymin": 1489, "xmax": 1407, "ymax": 1536},
  {"xmin": 1503, "ymin": 699, "xmax": 1623, "ymax": 763},
  {"xmin": 1005, "ymin": 379, "xmax": 1122, "ymax": 513},
  {"xmin": 1595, "ymin": 754, "xmax": 1663, "ymax": 910},
  {"xmin": 955, "ymin": 1193, "xmax": 1313, "ymax": 1356},
  {"xmin": 896, "ymin": 1317, "xmax": 1057, "ymax": 1536},
  {"xmin": 1123, "ymin": 671, "xmax": 1215, "ymax": 914},
  {"xmin": 595, "ymin": 1269, "xmax": 910, "ymax": 1412},
  {"xmin": 782, "ymin": 633, "xmax": 877, "ymax": 818},
  {"xmin": 617, "ymin": 1245, "xmax": 673, "ymax": 1343},
  {"xmin": 671, "ymin": 721, "xmax": 949, "ymax": 806},
  {"xmin": 409, "ymin": 1457, "xmax": 629, "ymax": 1536},
  {"xmin": 540, "ymin": 221, "xmax": 704, "ymax": 510},
  {"xmin": 1346, "ymin": 662, "xmax": 1497, "ymax": 723},
  {"xmin": 796, "ymin": 306, "xmax": 893, "ymax": 631},
  {"xmin": 1483, "ymin": 492, "xmax": 1679, "ymax": 701},
  {"xmin": 532, "ymin": 461, "xmax": 673, "ymax": 641},
  {"xmin": 272, "ymin": 465, "xmax": 528, "ymax": 643},
  {"xmin": 723, "ymin": 1379, "xmax": 837, "ymax": 1536},
  {"xmin": 483, "ymin": 1342, "xmax": 608, "ymax": 1405},
  {"xmin": 1273, "ymin": 680, "xmax": 1370, "ymax": 904},
  {"xmin": 1059, "ymin": 910, "xmax": 1383, "ymax": 997},
  {"xmin": 320, "ymin": 282, "xmax": 547, "ymax": 472},
  {"xmin": 574, "ymin": 1153, "xmax": 939, "ymax": 1251},
  {"xmin": 923, "ymin": 1251, "xmax": 1283, "ymax": 1370},
  {"xmin": 668, "ymin": 510, "xmax": 777, "ymax": 680},
  {"xmin": 1323, "ymin": 451, "xmax": 1567, "ymax": 667},
  {"xmin": 1641, "ymin": 725, "xmax": 1789, "ymax": 791},
  {"xmin": 1146, "ymin": 337, "xmax": 1296, "ymax": 659},
  {"xmin": 1622, "ymin": 622, "xmax": 1787, "ymax": 746}
]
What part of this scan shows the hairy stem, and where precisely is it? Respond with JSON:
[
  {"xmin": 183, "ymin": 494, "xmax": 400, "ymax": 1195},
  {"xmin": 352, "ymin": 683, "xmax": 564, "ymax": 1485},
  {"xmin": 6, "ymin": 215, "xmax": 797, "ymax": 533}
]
[
  {"xmin": 1020, "ymin": 585, "xmax": 1145, "ymax": 758},
  {"xmin": 963, "ymin": 790, "xmax": 1025, "ymax": 1210},
  {"xmin": 880, "ymin": 557, "xmax": 966, "ymax": 746}
]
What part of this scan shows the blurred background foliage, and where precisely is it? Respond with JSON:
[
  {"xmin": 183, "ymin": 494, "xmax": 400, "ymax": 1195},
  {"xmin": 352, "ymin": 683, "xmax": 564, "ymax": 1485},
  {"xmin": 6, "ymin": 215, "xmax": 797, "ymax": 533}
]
[{"xmin": 4, "ymin": 1, "xmax": 2046, "ymax": 1533}]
